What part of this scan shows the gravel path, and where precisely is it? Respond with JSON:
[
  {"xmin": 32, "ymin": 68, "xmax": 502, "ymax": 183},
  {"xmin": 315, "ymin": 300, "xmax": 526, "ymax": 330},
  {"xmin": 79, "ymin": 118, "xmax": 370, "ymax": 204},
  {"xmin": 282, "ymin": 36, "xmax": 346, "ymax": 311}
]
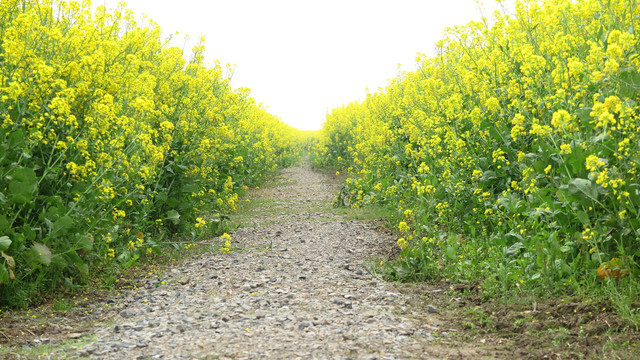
[{"xmin": 70, "ymin": 162, "xmax": 445, "ymax": 359}]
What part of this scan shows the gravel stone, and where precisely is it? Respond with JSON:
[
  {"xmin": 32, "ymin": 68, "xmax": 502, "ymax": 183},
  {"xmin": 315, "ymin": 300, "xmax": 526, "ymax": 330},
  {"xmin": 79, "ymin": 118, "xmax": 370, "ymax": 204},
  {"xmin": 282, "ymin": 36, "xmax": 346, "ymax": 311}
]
[{"xmin": 427, "ymin": 305, "xmax": 439, "ymax": 314}]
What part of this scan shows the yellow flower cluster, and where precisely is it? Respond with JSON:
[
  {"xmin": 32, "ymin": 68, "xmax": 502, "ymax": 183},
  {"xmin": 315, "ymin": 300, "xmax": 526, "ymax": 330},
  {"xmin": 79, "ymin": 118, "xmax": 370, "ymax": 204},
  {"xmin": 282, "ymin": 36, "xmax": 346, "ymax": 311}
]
[
  {"xmin": 317, "ymin": 0, "xmax": 639, "ymax": 284},
  {"xmin": 195, "ymin": 217, "xmax": 207, "ymax": 229},
  {"xmin": 220, "ymin": 233, "xmax": 232, "ymax": 253}
]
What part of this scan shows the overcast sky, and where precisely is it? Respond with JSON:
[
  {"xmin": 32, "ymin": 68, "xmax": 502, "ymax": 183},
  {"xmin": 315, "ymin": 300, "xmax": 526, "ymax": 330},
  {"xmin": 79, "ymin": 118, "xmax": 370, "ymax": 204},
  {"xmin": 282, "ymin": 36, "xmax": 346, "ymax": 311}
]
[{"xmin": 97, "ymin": 0, "xmax": 514, "ymax": 130}]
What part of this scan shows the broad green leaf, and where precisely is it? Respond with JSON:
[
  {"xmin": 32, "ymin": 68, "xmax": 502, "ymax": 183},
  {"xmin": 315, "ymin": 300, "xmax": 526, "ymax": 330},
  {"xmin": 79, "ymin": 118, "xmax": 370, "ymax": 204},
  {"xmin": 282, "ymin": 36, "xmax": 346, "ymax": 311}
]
[
  {"xmin": 567, "ymin": 178, "xmax": 598, "ymax": 200},
  {"xmin": 575, "ymin": 211, "xmax": 590, "ymax": 225},
  {"xmin": 556, "ymin": 189, "xmax": 568, "ymax": 203},
  {"xmin": 0, "ymin": 236, "xmax": 11, "ymax": 251},
  {"xmin": 22, "ymin": 225, "xmax": 36, "ymax": 241},
  {"xmin": 480, "ymin": 170, "xmax": 496, "ymax": 181},
  {"xmin": 52, "ymin": 216, "xmax": 73, "ymax": 235},
  {"xmin": 75, "ymin": 234, "xmax": 93, "ymax": 251},
  {"xmin": 505, "ymin": 242, "xmax": 524, "ymax": 256},
  {"xmin": 533, "ymin": 160, "xmax": 547, "ymax": 173},
  {"xmin": 29, "ymin": 243, "xmax": 52, "ymax": 266},
  {"xmin": 9, "ymin": 128, "xmax": 25, "ymax": 147},
  {"xmin": 156, "ymin": 191, "xmax": 168, "ymax": 202},
  {"xmin": 9, "ymin": 180, "xmax": 34, "ymax": 204},
  {"xmin": 394, "ymin": 263, "xmax": 411, "ymax": 278},
  {"xmin": 506, "ymin": 231, "xmax": 523, "ymax": 241},
  {"xmin": 530, "ymin": 273, "xmax": 541, "ymax": 280},
  {"xmin": 166, "ymin": 210, "xmax": 180, "ymax": 225},
  {"xmin": 76, "ymin": 261, "xmax": 89, "ymax": 276},
  {"xmin": 50, "ymin": 254, "xmax": 68, "ymax": 269},
  {"xmin": 45, "ymin": 205, "xmax": 61, "ymax": 219},
  {"xmin": 66, "ymin": 252, "xmax": 88, "ymax": 276},
  {"xmin": 13, "ymin": 167, "xmax": 37, "ymax": 184},
  {"xmin": 181, "ymin": 183, "xmax": 200, "ymax": 193},
  {"xmin": 446, "ymin": 245, "xmax": 457, "ymax": 260}
]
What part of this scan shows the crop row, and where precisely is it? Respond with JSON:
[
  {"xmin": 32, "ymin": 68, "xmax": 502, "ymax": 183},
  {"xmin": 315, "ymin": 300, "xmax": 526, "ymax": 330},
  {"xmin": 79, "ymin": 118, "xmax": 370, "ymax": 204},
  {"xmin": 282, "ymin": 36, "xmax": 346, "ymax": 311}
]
[
  {"xmin": 316, "ymin": 0, "xmax": 640, "ymax": 315},
  {"xmin": 0, "ymin": 0, "xmax": 303, "ymax": 306}
]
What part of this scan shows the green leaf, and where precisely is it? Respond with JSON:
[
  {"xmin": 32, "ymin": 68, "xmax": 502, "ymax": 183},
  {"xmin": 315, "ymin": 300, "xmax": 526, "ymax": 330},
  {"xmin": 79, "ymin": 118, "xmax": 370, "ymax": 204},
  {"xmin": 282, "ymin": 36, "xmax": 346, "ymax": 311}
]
[
  {"xmin": 0, "ymin": 236, "xmax": 11, "ymax": 251},
  {"xmin": 446, "ymin": 245, "xmax": 457, "ymax": 260},
  {"xmin": 165, "ymin": 210, "xmax": 180, "ymax": 225},
  {"xmin": 0, "ymin": 264, "xmax": 10, "ymax": 285},
  {"xmin": 29, "ymin": 243, "xmax": 52, "ymax": 266},
  {"xmin": 506, "ymin": 231, "xmax": 523, "ymax": 241},
  {"xmin": 22, "ymin": 225, "xmax": 36, "ymax": 241},
  {"xmin": 13, "ymin": 167, "xmax": 37, "ymax": 183},
  {"xmin": 76, "ymin": 262, "xmax": 89, "ymax": 276},
  {"xmin": 75, "ymin": 234, "xmax": 93, "ymax": 251},
  {"xmin": 567, "ymin": 178, "xmax": 598, "ymax": 200},
  {"xmin": 480, "ymin": 170, "xmax": 496, "ymax": 181},
  {"xmin": 575, "ymin": 211, "xmax": 590, "ymax": 225},
  {"xmin": 556, "ymin": 189, "xmax": 568, "ymax": 203},
  {"xmin": 9, "ymin": 128, "xmax": 25, "ymax": 147},
  {"xmin": 181, "ymin": 183, "xmax": 200, "ymax": 194},
  {"xmin": 156, "ymin": 191, "xmax": 168, "ymax": 202},
  {"xmin": 9, "ymin": 180, "xmax": 34, "ymax": 204},
  {"xmin": 619, "ymin": 69, "xmax": 640, "ymax": 98},
  {"xmin": 531, "ymin": 272, "xmax": 541, "ymax": 280},
  {"xmin": 393, "ymin": 263, "xmax": 411, "ymax": 278},
  {"xmin": 8, "ymin": 167, "xmax": 37, "ymax": 204},
  {"xmin": 52, "ymin": 216, "xmax": 73, "ymax": 235},
  {"xmin": 597, "ymin": 24, "xmax": 604, "ymax": 42},
  {"xmin": 0, "ymin": 215, "xmax": 8, "ymax": 233},
  {"xmin": 66, "ymin": 252, "xmax": 88, "ymax": 276},
  {"xmin": 50, "ymin": 254, "xmax": 68, "ymax": 269},
  {"xmin": 145, "ymin": 238, "xmax": 162, "ymax": 254},
  {"xmin": 505, "ymin": 242, "xmax": 524, "ymax": 256}
]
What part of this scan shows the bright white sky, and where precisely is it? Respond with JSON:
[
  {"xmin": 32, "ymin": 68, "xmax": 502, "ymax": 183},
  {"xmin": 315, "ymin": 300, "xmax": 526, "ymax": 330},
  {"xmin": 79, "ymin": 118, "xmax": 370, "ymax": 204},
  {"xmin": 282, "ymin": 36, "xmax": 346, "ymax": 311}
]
[{"xmin": 97, "ymin": 0, "xmax": 514, "ymax": 130}]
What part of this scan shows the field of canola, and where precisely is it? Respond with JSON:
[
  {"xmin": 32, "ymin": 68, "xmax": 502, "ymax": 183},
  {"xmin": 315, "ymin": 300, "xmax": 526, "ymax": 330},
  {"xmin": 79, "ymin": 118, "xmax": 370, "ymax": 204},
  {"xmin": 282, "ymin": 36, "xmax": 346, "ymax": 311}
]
[
  {"xmin": 0, "ymin": 0, "xmax": 306, "ymax": 306},
  {"xmin": 316, "ymin": 0, "xmax": 640, "ymax": 320}
]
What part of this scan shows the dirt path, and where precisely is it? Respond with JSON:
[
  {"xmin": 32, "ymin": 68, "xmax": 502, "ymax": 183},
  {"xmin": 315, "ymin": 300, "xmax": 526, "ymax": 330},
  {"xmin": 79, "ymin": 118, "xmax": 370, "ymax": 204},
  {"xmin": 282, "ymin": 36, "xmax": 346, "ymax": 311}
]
[{"xmin": 20, "ymin": 162, "xmax": 507, "ymax": 359}]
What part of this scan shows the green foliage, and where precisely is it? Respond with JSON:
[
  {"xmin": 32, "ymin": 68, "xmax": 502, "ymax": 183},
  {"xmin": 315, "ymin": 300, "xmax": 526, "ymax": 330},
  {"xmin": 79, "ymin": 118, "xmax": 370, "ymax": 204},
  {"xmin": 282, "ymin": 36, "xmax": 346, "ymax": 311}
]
[{"xmin": 319, "ymin": 0, "xmax": 640, "ymax": 322}]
